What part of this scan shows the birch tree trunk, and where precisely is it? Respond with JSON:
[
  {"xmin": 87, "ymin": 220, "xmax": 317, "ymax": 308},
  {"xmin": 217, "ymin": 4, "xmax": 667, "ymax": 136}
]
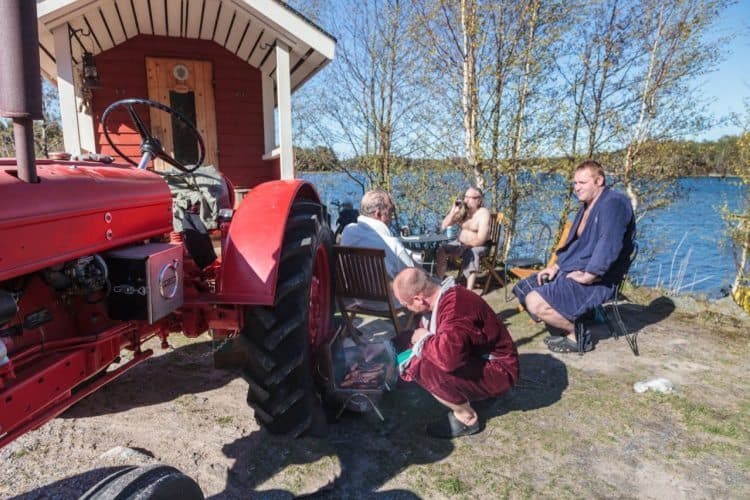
[
  {"xmin": 460, "ymin": 0, "xmax": 483, "ymax": 190},
  {"xmin": 503, "ymin": 0, "xmax": 540, "ymax": 258},
  {"xmin": 488, "ymin": 2, "xmax": 506, "ymax": 214},
  {"xmin": 730, "ymin": 129, "xmax": 750, "ymax": 309},
  {"xmin": 621, "ymin": 1, "xmax": 667, "ymax": 214}
]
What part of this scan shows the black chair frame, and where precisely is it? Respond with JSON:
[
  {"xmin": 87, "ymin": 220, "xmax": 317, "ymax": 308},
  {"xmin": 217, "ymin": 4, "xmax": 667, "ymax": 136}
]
[{"xmin": 574, "ymin": 241, "xmax": 640, "ymax": 356}]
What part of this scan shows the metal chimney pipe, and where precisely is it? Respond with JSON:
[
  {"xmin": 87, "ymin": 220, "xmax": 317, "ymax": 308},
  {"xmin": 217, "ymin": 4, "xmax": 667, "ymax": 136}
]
[{"xmin": 0, "ymin": 0, "xmax": 43, "ymax": 183}]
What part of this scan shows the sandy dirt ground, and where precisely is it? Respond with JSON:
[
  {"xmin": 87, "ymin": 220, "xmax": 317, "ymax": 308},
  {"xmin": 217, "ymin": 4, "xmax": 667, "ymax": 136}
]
[{"xmin": 1, "ymin": 287, "xmax": 749, "ymax": 499}]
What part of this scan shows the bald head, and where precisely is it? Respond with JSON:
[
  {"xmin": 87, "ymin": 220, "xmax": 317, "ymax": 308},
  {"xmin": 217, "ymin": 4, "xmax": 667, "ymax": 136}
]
[{"xmin": 393, "ymin": 267, "xmax": 440, "ymax": 311}]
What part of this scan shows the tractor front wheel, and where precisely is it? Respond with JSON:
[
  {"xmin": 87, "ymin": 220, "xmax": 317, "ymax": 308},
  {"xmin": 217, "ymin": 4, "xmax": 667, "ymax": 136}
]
[
  {"xmin": 80, "ymin": 464, "xmax": 204, "ymax": 500},
  {"xmin": 240, "ymin": 200, "xmax": 334, "ymax": 437}
]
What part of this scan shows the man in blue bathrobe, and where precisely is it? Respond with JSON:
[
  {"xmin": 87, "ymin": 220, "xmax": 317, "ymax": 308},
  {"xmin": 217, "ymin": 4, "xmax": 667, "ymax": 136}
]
[{"xmin": 513, "ymin": 160, "xmax": 636, "ymax": 353}]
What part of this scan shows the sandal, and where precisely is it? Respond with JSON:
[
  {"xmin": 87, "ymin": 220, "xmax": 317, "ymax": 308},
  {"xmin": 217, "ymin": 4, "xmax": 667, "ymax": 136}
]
[
  {"xmin": 543, "ymin": 335, "xmax": 566, "ymax": 346},
  {"xmin": 547, "ymin": 331, "xmax": 593, "ymax": 354},
  {"xmin": 426, "ymin": 412, "xmax": 481, "ymax": 439}
]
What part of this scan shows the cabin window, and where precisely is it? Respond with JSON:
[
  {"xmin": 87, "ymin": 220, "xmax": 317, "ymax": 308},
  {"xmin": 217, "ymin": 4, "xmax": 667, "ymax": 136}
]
[{"xmin": 169, "ymin": 90, "xmax": 199, "ymax": 166}]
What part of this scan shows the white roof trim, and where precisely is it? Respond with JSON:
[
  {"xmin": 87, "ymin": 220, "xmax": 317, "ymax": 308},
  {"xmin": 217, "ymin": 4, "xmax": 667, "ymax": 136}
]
[
  {"xmin": 235, "ymin": 0, "xmax": 335, "ymax": 60},
  {"xmin": 36, "ymin": 0, "xmax": 335, "ymax": 90}
]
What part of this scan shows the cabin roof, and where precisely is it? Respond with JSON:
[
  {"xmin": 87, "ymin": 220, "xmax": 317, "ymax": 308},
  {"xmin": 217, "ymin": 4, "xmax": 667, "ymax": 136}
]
[{"xmin": 36, "ymin": 0, "xmax": 336, "ymax": 91}]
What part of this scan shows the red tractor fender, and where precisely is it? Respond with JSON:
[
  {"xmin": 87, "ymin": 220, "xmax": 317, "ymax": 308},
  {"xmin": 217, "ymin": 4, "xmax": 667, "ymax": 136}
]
[{"xmin": 217, "ymin": 179, "xmax": 323, "ymax": 305}]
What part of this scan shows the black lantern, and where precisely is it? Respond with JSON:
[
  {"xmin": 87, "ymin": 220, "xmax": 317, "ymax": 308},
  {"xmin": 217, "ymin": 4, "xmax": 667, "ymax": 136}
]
[{"xmin": 82, "ymin": 51, "xmax": 101, "ymax": 89}]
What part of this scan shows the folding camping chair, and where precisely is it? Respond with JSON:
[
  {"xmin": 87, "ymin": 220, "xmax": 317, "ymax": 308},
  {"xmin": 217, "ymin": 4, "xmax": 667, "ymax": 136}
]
[{"xmin": 574, "ymin": 240, "xmax": 640, "ymax": 356}]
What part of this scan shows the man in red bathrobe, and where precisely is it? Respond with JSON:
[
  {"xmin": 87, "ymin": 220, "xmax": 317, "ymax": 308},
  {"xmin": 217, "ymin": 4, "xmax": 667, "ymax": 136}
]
[{"xmin": 392, "ymin": 267, "xmax": 519, "ymax": 438}]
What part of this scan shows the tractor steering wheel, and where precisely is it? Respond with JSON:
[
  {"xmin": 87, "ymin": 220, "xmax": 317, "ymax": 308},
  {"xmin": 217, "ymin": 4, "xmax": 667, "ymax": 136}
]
[{"xmin": 101, "ymin": 98, "xmax": 206, "ymax": 173}]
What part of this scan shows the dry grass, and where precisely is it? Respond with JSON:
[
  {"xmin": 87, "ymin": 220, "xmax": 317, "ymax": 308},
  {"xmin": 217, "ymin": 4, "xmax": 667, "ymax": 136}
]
[{"xmin": 1, "ymin": 286, "xmax": 749, "ymax": 498}]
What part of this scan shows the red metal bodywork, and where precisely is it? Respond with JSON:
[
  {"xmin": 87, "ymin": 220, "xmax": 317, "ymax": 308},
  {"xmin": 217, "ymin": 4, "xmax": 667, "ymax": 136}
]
[
  {"xmin": 218, "ymin": 180, "xmax": 321, "ymax": 304},
  {"xmin": 0, "ymin": 159, "xmax": 172, "ymax": 281}
]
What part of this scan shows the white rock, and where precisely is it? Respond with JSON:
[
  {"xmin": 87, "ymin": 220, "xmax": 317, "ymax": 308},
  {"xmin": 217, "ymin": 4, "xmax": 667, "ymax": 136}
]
[
  {"xmin": 100, "ymin": 446, "xmax": 152, "ymax": 462},
  {"xmin": 633, "ymin": 377, "xmax": 676, "ymax": 394}
]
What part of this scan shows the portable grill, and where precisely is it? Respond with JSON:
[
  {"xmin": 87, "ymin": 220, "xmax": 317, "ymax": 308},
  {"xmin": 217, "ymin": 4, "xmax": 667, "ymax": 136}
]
[{"xmin": 319, "ymin": 325, "xmax": 397, "ymax": 419}]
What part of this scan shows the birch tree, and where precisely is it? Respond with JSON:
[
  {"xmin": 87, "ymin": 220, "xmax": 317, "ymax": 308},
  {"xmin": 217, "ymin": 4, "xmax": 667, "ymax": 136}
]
[
  {"xmin": 617, "ymin": 0, "xmax": 729, "ymax": 216},
  {"xmin": 486, "ymin": 2, "xmax": 518, "ymax": 210},
  {"xmin": 730, "ymin": 101, "xmax": 749, "ymax": 310},
  {"xmin": 460, "ymin": 0, "xmax": 484, "ymax": 189},
  {"xmin": 414, "ymin": 0, "xmax": 488, "ymax": 189},
  {"xmin": 499, "ymin": 0, "xmax": 543, "ymax": 255},
  {"xmin": 481, "ymin": 0, "xmax": 572, "ymax": 257},
  {"xmin": 292, "ymin": 0, "xmax": 428, "ymax": 191}
]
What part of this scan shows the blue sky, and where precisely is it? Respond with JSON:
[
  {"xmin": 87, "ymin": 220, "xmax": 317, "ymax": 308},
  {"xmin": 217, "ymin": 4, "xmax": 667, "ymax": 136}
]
[{"xmin": 698, "ymin": 0, "xmax": 749, "ymax": 140}]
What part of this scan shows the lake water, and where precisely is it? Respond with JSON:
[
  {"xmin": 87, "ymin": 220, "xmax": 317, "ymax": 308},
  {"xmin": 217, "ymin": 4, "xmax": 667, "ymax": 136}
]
[{"xmin": 300, "ymin": 172, "xmax": 747, "ymax": 299}]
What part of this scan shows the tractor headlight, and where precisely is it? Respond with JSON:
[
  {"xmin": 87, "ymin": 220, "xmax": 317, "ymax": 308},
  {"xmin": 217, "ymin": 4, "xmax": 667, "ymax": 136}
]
[{"xmin": 217, "ymin": 209, "xmax": 234, "ymax": 223}]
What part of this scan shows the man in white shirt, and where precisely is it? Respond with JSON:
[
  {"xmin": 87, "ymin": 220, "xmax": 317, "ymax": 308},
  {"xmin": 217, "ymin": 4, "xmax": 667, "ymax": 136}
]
[{"xmin": 341, "ymin": 189, "xmax": 417, "ymax": 278}]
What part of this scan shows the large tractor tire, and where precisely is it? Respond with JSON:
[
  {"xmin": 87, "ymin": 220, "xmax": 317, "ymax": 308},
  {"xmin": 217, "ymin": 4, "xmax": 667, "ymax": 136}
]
[
  {"xmin": 80, "ymin": 464, "xmax": 204, "ymax": 500},
  {"xmin": 241, "ymin": 200, "xmax": 334, "ymax": 437}
]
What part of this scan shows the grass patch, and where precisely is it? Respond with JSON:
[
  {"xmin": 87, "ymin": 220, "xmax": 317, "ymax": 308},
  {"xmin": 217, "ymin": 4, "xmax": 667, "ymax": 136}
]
[
  {"xmin": 637, "ymin": 393, "xmax": 750, "ymax": 468},
  {"xmin": 669, "ymin": 396, "xmax": 748, "ymax": 440},
  {"xmin": 175, "ymin": 393, "xmax": 201, "ymax": 411},
  {"xmin": 524, "ymin": 424, "xmax": 577, "ymax": 456},
  {"xmin": 684, "ymin": 440, "xmax": 744, "ymax": 460},
  {"xmin": 696, "ymin": 312, "xmax": 747, "ymax": 338},
  {"xmin": 215, "ymin": 415, "xmax": 233, "ymax": 425},
  {"xmin": 489, "ymin": 473, "xmax": 539, "ymax": 499},
  {"xmin": 408, "ymin": 464, "xmax": 472, "ymax": 498},
  {"xmin": 435, "ymin": 477, "xmax": 467, "ymax": 495}
]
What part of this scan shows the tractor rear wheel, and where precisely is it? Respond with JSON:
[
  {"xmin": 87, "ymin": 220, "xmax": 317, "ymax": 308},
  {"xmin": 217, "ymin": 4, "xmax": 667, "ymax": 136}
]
[{"xmin": 241, "ymin": 200, "xmax": 334, "ymax": 437}]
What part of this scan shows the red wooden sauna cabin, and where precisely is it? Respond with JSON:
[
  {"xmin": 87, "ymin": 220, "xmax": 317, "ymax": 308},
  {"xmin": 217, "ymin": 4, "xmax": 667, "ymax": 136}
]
[{"xmin": 37, "ymin": 0, "xmax": 335, "ymax": 188}]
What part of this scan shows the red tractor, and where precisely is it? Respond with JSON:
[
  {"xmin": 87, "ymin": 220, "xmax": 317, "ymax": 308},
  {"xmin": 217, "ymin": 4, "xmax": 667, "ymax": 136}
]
[{"xmin": 0, "ymin": 0, "xmax": 337, "ymax": 449}]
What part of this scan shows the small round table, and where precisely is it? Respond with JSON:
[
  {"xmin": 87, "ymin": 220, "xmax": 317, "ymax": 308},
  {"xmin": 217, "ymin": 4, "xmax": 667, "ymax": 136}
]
[
  {"xmin": 400, "ymin": 233, "xmax": 453, "ymax": 248},
  {"xmin": 400, "ymin": 233, "xmax": 454, "ymax": 273}
]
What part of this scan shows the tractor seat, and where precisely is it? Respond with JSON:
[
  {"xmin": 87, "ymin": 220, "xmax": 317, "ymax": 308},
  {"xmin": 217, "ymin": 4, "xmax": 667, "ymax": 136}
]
[{"xmin": 163, "ymin": 165, "xmax": 234, "ymax": 268}]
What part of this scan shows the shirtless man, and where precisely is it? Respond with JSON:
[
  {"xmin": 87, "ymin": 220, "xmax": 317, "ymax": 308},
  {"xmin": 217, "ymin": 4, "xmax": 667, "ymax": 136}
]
[{"xmin": 435, "ymin": 187, "xmax": 491, "ymax": 291}]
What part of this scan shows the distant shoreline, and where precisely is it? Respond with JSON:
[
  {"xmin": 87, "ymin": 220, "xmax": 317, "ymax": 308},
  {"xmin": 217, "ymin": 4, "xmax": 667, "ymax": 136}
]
[{"xmin": 300, "ymin": 170, "xmax": 744, "ymax": 181}]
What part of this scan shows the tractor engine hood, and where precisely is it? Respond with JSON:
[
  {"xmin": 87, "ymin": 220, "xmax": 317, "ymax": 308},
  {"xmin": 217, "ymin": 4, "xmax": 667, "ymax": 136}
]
[{"xmin": 0, "ymin": 160, "xmax": 173, "ymax": 282}]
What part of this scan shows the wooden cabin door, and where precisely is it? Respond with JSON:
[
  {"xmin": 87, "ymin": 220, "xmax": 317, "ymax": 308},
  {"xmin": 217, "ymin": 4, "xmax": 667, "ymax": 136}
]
[{"xmin": 145, "ymin": 57, "xmax": 218, "ymax": 171}]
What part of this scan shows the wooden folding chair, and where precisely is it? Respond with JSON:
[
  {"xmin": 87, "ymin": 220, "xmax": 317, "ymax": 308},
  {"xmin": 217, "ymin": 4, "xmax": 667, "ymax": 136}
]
[
  {"xmin": 478, "ymin": 213, "xmax": 506, "ymax": 295},
  {"xmin": 504, "ymin": 221, "xmax": 572, "ymax": 300},
  {"xmin": 333, "ymin": 246, "xmax": 412, "ymax": 342}
]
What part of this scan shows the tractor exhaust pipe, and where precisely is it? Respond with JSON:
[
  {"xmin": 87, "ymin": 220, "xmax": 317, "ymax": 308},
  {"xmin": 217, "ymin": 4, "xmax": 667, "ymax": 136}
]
[{"xmin": 0, "ymin": 0, "xmax": 43, "ymax": 183}]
